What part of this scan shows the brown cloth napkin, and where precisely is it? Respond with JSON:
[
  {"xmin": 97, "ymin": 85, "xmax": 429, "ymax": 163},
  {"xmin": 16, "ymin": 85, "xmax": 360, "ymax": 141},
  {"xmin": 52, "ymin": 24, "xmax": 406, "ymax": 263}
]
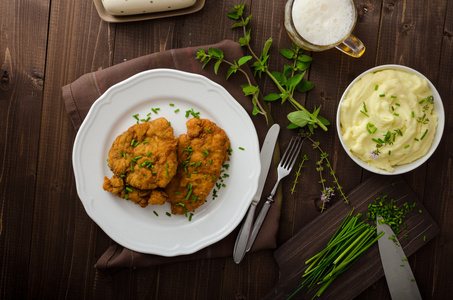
[{"xmin": 62, "ymin": 39, "xmax": 280, "ymax": 273}]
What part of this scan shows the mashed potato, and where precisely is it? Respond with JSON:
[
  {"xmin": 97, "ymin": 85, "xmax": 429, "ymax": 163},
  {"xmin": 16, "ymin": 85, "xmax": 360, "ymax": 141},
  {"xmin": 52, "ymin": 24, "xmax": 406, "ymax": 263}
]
[{"xmin": 340, "ymin": 69, "xmax": 438, "ymax": 172}]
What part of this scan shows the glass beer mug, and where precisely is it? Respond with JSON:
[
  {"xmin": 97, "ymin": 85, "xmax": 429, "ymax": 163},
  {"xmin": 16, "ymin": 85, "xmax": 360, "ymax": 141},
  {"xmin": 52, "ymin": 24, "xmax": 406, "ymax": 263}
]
[{"xmin": 284, "ymin": 0, "xmax": 365, "ymax": 58}]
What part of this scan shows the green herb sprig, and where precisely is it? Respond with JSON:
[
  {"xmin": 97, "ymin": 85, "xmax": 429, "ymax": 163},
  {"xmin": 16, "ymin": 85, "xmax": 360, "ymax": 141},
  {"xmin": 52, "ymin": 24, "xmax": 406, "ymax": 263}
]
[{"xmin": 196, "ymin": 3, "xmax": 329, "ymax": 133}]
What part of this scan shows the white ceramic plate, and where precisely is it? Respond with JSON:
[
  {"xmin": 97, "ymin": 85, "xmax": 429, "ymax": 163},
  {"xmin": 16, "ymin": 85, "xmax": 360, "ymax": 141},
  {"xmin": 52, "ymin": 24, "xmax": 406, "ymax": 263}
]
[
  {"xmin": 336, "ymin": 64, "xmax": 445, "ymax": 175},
  {"xmin": 72, "ymin": 69, "xmax": 261, "ymax": 256}
]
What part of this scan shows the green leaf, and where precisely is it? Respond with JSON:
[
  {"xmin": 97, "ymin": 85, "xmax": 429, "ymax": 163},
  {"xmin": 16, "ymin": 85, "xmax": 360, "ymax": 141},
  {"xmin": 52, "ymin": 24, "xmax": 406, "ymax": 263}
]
[
  {"xmin": 287, "ymin": 123, "xmax": 300, "ymax": 129},
  {"xmin": 296, "ymin": 80, "xmax": 314, "ymax": 93},
  {"xmin": 317, "ymin": 115, "xmax": 331, "ymax": 126},
  {"xmin": 238, "ymin": 56, "xmax": 252, "ymax": 66},
  {"xmin": 263, "ymin": 93, "xmax": 281, "ymax": 101},
  {"xmin": 261, "ymin": 38, "xmax": 273, "ymax": 60},
  {"xmin": 238, "ymin": 37, "xmax": 248, "ymax": 46},
  {"xmin": 286, "ymin": 73, "xmax": 303, "ymax": 89},
  {"xmin": 312, "ymin": 106, "xmax": 321, "ymax": 118},
  {"xmin": 227, "ymin": 12, "xmax": 239, "ymax": 19},
  {"xmin": 298, "ymin": 55, "xmax": 313, "ymax": 62},
  {"xmin": 231, "ymin": 22, "xmax": 244, "ymax": 29},
  {"xmin": 283, "ymin": 65, "xmax": 294, "ymax": 76},
  {"xmin": 296, "ymin": 61, "xmax": 311, "ymax": 71},
  {"xmin": 226, "ymin": 66, "xmax": 236, "ymax": 80},
  {"xmin": 209, "ymin": 48, "xmax": 224, "ymax": 59},
  {"xmin": 252, "ymin": 105, "xmax": 260, "ymax": 115},
  {"xmin": 243, "ymin": 14, "xmax": 252, "ymax": 26},
  {"xmin": 241, "ymin": 84, "xmax": 259, "ymax": 96},
  {"xmin": 280, "ymin": 49, "xmax": 294, "ymax": 59},
  {"xmin": 287, "ymin": 110, "xmax": 312, "ymax": 127},
  {"xmin": 214, "ymin": 59, "xmax": 222, "ymax": 74},
  {"xmin": 271, "ymin": 71, "xmax": 287, "ymax": 86}
]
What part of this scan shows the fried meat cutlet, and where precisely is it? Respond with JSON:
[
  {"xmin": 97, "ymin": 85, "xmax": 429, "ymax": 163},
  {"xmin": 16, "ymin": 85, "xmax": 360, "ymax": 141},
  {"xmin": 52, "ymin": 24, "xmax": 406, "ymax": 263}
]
[
  {"xmin": 103, "ymin": 175, "xmax": 167, "ymax": 207},
  {"xmin": 165, "ymin": 118, "xmax": 230, "ymax": 215},
  {"xmin": 107, "ymin": 117, "xmax": 178, "ymax": 190}
]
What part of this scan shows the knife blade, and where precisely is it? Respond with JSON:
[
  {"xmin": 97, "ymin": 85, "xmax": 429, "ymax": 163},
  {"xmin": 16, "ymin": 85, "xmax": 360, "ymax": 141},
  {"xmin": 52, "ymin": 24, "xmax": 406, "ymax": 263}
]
[
  {"xmin": 233, "ymin": 123, "xmax": 280, "ymax": 264},
  {"xmin": 376, "ymin": 216, "xmax": 422, "ymax": 300}
]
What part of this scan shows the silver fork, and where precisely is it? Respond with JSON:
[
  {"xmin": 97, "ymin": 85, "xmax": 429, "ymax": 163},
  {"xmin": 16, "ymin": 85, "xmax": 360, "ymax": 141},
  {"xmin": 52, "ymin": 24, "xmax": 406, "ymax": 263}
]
[{"xmin": 245, "ymin": 135, "xmax": 304, "ymax": 252}]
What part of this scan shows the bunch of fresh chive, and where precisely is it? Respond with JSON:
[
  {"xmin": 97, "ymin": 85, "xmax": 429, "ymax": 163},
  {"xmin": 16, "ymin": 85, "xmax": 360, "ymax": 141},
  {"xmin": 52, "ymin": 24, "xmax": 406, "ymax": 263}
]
[{"xmin": 289, "ymin": 210, "xmax": 384, "ymax": 299}]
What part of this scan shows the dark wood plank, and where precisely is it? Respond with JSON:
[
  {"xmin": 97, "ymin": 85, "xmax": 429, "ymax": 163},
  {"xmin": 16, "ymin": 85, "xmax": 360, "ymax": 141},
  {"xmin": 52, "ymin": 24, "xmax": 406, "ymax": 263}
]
[
  {"xmin": 26, "ymin": 0, "xmax": 119, "ymax": 298},
  {"xmin": 0, "ymin": 0, "xmax": 50, "ymax": 299}
]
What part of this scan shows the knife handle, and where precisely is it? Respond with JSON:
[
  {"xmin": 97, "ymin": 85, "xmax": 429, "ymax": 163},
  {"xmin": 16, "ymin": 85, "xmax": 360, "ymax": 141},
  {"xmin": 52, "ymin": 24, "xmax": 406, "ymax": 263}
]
[
  {"xmin": 245, "ymin": 200, "xmax": 271, "ymax": 252},
  {"xmin": 233, "ymin": 201, "xmax": 257, "ymax": 264}
]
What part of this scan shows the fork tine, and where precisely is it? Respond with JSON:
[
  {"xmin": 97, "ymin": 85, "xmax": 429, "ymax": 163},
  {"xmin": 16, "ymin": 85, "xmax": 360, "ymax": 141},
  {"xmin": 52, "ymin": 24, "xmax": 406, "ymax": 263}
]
[
  {"xmin": 281, "ymin": 136, "xmax": 302, "ymax": 169},
  {"xmin": 280, "ymin": 136, "xmax": 299, "ymax": 166},
  {"xmin": 286, "ymin": 137, "xmax": 303, "ymax": 170}
]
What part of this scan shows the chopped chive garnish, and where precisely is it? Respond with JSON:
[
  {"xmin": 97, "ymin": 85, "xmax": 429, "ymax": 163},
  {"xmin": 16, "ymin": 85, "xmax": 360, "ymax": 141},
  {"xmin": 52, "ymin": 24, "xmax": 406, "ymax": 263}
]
[
  {"xmin": 414, "ymin": 138, "xmax": 419, "ymax": 141},
  {"xmin": 131, "ymin": 139, "xmax": 135, "ymax": 146},
  {"xmin": 392, "ymin": 96, "xmax": 397, "ymax": 99},
  {"xmin": 146, "ymin": 151, "xmax": 152, "ymax": 157},
  {"xmin": 169, "ymin": 103, "xmax": 175, "ymax": 106},
  {"xmin": 120, "ymin": 174, "xmax": 126, "ymax": 178},
  {"xmin": 126, "ymin": 187, "xmax": 133, "ymax": 192},
  {"xmin": 132, "ymin": 114, "xmax": 139, "ymax": 120},
  {"xmin": 206, "ymin": 129, "xmax": 211, "ymax": 133},
  {"xmin": 166, "ymin": 212, "xmax": 171, "ymax": 217},
  {"xmin": 379, "ymin": 94, "xmax": 385, "ymax": 97},
  {"xmin": 393, "ymin": 113, "xmax": 399, "ymax": 116},
  {"xmin": 189, "ymin": 213, "xmax": 193, "ymax": 222},
  {"xmin": 120, "ymin": 151, "xmax": 126, "ymax": 158},
  {"xmin": 362, "ymin": 102, "xmax": 368, "ymax": 113},
  {"xmin": 411, "ymin": 111, "xmax": 415, "ymax": 118},
  {"xmin": 142, "ymin": 140, "xmax": 149, "ymax": 144},
  {"xmin": 166, "ymin": 163, "xmax": 170, "ymax": 179},
  {"xmin": 395, "ymin": 102, "xmax": 400, "ymax": 105},
  {"xmin": 404, "ymin": 145, "xmax": 410, "ymax": 149},
  {"xmin": 375, "ymin": 84, "xmax": 379, "ymax": 90},
  {"xmin": 239, "ymin": 147, "xmax": 245, "ymax": 150},
  {"xmin": 388, "ymin": 150, "xmax": 391, "ymax": 155},
  {"xmin": 203, "ymin": 149, "xmax": 209, "ymax": 156},
  {"xmin": 174, "ymin": 109, "xmax": 180, "ymax": 113},
  {"xmin": 360, "ymin": 110, "xmax": 369, "ymax": 117},
  {"xmin": 153, "ymin": 211, "xmax": 158, "ymax": 216},
  {"xmin": 421, "ymin": 129, "xmax": 428, "ymax": 140}
]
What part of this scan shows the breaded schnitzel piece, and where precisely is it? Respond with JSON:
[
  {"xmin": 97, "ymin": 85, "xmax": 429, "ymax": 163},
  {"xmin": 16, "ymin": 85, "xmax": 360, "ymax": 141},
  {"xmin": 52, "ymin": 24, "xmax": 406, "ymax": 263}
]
[
  {"xmin": 165, "ymin": 118, "xmax": 230, "ymax": 215},
  {"xmin": 103, "ymin": 175, "xmax": 167, "ymax": 207},
  {"xmin": 107, "ymin": 117, "xmax": 178, "ymax": 190}
]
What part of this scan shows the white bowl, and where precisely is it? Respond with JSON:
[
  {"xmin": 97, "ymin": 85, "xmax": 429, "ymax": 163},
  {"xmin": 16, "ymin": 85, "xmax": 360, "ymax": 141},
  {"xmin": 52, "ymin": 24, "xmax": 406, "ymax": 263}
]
[{"xmin": 336, "ymin": 64, "xmax": 445, "ymax": 175}]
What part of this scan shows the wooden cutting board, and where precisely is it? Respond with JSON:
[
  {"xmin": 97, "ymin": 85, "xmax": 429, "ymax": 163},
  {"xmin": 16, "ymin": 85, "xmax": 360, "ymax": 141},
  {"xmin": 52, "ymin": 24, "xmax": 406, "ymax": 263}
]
[{"xmin": 263, "ymin": 175, "xmax": 439, "ymax": 299}]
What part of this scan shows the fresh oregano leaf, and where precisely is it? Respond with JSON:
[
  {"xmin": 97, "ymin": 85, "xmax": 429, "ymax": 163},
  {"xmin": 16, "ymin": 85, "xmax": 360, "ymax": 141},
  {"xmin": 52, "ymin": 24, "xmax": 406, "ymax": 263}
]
[
  {"xmin": 288, "ymin": 110, "xmax": 312, "ymax": 127},
  {"xmin": 263, "ymin": 93, "xmax": 281, "ymax": 101},
  {"xmin": 238, "ymin": 56, "xmax": 252, "ymax": 66},
  {"xmin": 298, "ymin": 55, "xmax": 313, "ymax": 62},
  {"xmin": 286, "ymin": 73, "xmax": 303, "ymax": 89},
  {"xmin": 280, "ymin": 49, "xmax": 294, "ymax": 59},
  {"xmin": 296, "ymin": 80, "xmax": 314, "ymax": 93},
  {"xmin": 271, "ymin": 71, "xmax": 287, "ymax": 86}
]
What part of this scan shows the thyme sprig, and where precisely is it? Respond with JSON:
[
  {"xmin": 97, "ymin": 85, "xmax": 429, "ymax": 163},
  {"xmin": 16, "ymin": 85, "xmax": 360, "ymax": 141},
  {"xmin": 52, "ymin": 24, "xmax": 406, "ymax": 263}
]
[
  {"xmin": 304, "ymin": 134, "xmax": 349, "ymax": 205},
  {"xmin": 196, "ymin": 3, "xmax": 329, "ymax": 133},
  {"xmin": 291, "ymin": 154, "xmax": 309, "ymax": 194}
]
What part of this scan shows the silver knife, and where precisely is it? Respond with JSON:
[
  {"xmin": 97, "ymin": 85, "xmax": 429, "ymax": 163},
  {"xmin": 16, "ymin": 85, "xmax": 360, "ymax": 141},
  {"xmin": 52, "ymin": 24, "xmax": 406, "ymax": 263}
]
[
  {"xmin": 233, "ymin": 123, "xmax": 280, "ymax": 264},
  {"xmin": 376, "ymin": 216, "xmax": 422, "ymax": 300}
]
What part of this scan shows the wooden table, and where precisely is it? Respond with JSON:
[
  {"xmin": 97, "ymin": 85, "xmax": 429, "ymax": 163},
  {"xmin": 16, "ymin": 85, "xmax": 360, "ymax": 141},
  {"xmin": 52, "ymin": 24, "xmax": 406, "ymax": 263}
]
[{"xmin": 1, "ymin": 0, "xmax": 452, "ymax": 299}]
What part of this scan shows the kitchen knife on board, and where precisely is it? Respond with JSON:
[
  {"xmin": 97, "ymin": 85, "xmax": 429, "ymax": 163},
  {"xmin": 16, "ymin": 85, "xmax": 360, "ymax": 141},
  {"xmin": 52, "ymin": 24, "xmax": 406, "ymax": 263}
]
[{"xmin": 376, "ymin": 215, "xmax": 422, "ymax": 300}]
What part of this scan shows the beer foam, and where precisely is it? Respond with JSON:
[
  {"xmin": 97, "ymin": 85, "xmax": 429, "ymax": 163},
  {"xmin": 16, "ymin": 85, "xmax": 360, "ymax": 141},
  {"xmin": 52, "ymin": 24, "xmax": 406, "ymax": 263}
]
[{"xmin": 292, "ymin": 0, "xmax": 355, "ymax": 46}]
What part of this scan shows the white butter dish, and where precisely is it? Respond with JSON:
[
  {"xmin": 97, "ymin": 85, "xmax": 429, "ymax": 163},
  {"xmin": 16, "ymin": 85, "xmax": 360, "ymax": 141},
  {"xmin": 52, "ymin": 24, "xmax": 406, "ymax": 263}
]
[{"xmin": 102, "ymin": 0, "xmax": 197, "ymax": 16}]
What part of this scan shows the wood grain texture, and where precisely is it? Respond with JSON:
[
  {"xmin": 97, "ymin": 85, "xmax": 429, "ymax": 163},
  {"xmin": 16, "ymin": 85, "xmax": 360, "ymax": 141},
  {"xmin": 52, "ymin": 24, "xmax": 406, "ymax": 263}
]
[
  {"xmin": 0, "ymin": 0, "xmax": 49, "ymax": 299},
  {"xmin": 1, "ymin": 0, "xmax": 452, "ymax": 299}
]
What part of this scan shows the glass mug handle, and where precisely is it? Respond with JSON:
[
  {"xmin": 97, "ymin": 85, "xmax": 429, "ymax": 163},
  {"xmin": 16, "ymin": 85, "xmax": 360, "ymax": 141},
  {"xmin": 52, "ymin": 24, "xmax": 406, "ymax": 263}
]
[{"xmin": 335, "ymin": 34, "xmax": 366, "ymax": 58}]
